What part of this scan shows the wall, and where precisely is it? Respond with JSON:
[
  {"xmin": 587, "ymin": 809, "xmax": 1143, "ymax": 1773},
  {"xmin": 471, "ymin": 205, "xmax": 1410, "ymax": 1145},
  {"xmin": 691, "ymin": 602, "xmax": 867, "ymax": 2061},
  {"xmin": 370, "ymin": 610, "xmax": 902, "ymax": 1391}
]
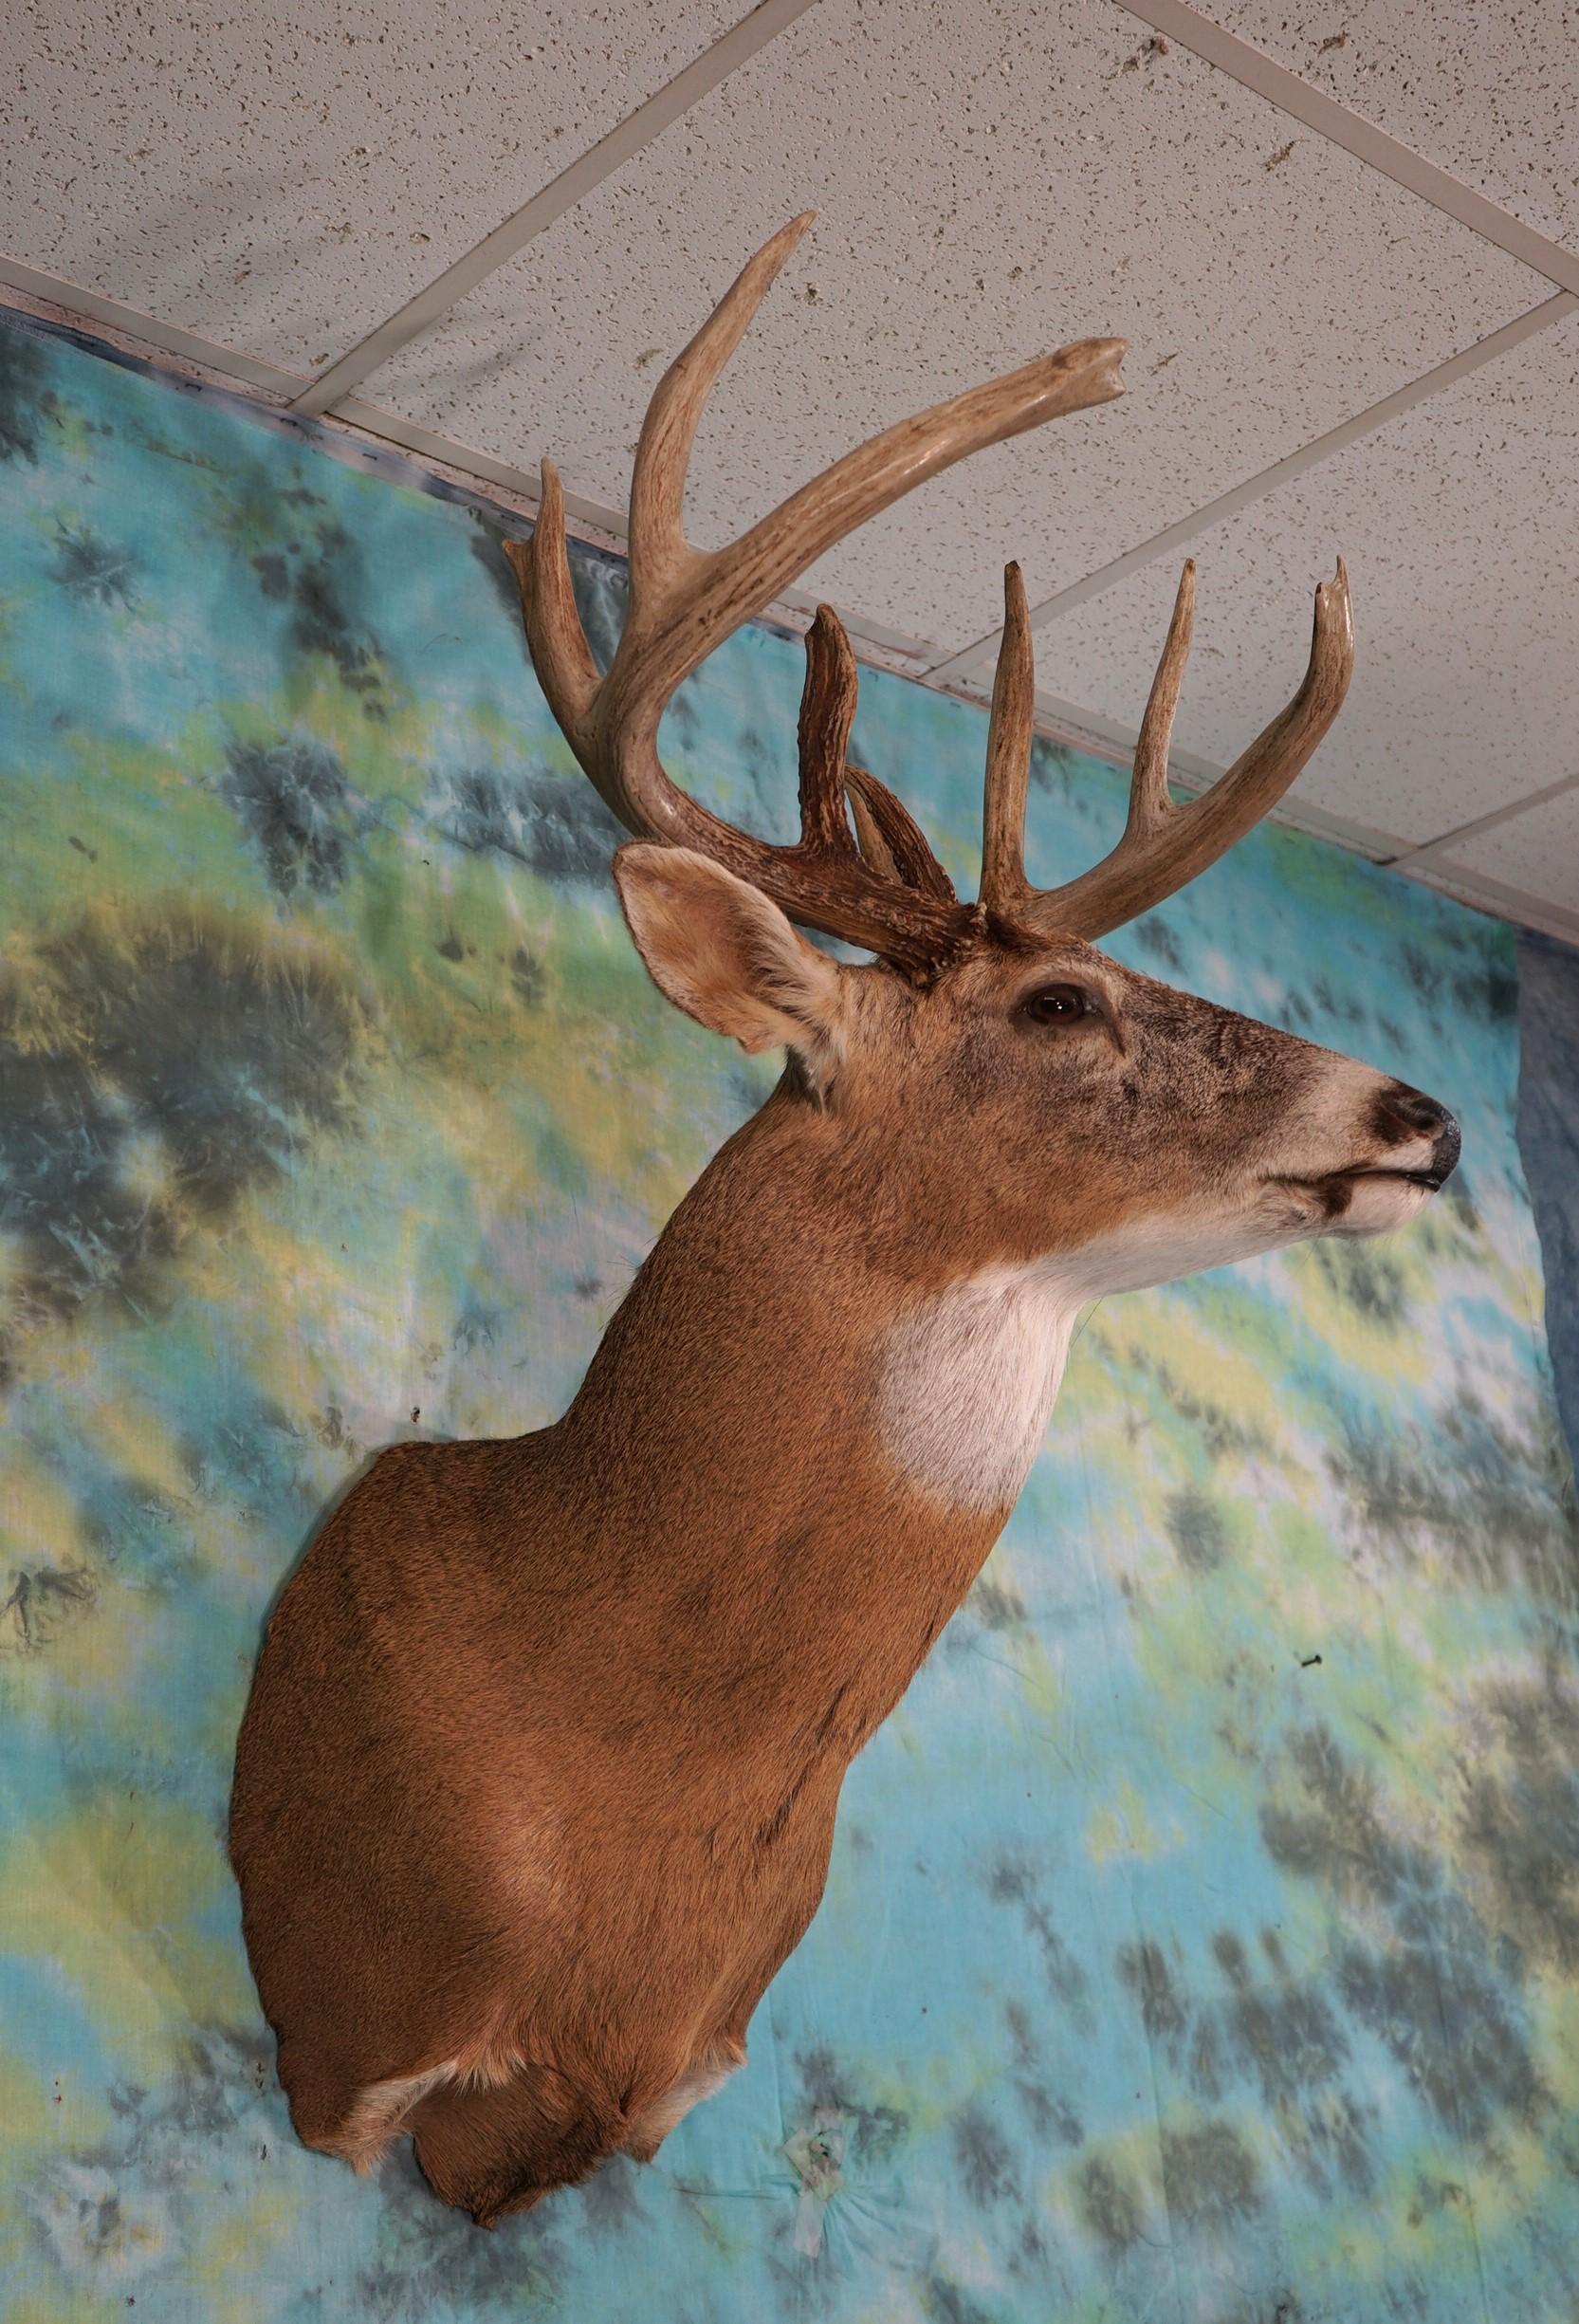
[
  {"xmin": 2, "ymin": 308, "xmax": 1577, "ymax": 2324},
  {"xmin": 1518, "ymin": 932, "xmax": 1579, "ymax": 1473}
]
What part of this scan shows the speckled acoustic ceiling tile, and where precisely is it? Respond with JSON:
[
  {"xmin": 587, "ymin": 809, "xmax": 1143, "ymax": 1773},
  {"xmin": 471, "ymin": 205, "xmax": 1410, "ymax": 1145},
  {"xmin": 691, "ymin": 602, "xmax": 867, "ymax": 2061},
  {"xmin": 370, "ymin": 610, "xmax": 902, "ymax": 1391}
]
[
  {"xmin": 1433, "ymin": 787, "xmax": 1579, "ymax": 915},
  {"xmin": 358, "ymin": 0, "xmax": 1543, "ymax": 655},
  {"xmin": 1203, "ymin": 0, "xmax": 1579, "ymax": 250},
  {"xmin": 4, "ymin": 0, "xmax": 745, "ymax": 376},
  {"xmin": 1029, "ymin": 308, "xmax": 1579, "ymax": 855}
]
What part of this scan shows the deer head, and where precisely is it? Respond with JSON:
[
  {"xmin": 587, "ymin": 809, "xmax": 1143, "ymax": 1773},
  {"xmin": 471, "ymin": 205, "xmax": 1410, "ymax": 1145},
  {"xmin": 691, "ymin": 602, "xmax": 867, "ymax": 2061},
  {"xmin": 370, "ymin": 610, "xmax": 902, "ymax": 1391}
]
[{"xmin": 506, "ymin": 217, "xmax": 1459, "ymax": 1374}]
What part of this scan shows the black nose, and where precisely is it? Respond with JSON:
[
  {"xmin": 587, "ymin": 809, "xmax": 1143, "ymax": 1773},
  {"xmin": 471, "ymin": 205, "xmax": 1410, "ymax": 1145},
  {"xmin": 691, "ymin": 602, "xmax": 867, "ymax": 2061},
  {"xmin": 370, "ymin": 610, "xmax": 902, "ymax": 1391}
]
[
  {"xmin": 1378, "ymin": 1084, "xmax": 1460, "ymax": 1183},
  {"xmin": 1384, "ymin": 1087, "xmax": 1453, "ymax": 1139}
]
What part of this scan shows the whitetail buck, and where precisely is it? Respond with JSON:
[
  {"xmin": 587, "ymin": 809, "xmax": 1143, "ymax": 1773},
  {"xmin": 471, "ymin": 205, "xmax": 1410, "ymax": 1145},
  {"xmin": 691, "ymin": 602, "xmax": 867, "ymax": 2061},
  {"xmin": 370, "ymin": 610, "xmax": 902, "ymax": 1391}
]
[{"xmin": 230, "ymin": 216, "xmax": 1459, "ymax": 2224}]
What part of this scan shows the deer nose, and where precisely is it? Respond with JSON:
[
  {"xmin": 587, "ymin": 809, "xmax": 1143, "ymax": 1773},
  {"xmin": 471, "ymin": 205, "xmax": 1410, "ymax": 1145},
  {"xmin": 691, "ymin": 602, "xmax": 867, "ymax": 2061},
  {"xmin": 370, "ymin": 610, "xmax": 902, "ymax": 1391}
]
[{"xmin": 1377, "ymin": 1084, "xmax": 1460, "ymax": 1184}]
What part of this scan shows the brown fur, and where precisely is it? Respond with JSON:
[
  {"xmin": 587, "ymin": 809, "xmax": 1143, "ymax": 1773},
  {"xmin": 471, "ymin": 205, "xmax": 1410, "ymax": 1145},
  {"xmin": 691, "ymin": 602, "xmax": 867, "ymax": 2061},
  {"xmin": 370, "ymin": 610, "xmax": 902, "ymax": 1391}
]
[{"xmin": 230, "ymin": 883, "xmax": 1456, "ymax": 2219}]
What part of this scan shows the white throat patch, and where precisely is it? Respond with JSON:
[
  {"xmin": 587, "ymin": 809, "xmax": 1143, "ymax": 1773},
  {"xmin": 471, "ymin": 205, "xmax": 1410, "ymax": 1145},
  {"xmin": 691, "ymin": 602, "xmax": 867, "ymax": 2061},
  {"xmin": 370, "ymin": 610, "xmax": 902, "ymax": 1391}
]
[
  {"xmin": 874, "ymin": 1263, "xmax": 1083, "ymax": 1513},
  {"xmin": 872, "ymin": 1209, "xmax": 1290, "ymax": 1514}
]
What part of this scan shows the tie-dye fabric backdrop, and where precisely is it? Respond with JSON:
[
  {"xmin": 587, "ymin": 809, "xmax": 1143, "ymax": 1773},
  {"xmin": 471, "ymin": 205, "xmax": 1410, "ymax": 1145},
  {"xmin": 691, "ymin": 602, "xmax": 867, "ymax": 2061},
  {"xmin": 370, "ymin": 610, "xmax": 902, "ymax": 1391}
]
[{"xmin": 3, "ymin": 307, "xmax": 1578, "ymax": 2324}]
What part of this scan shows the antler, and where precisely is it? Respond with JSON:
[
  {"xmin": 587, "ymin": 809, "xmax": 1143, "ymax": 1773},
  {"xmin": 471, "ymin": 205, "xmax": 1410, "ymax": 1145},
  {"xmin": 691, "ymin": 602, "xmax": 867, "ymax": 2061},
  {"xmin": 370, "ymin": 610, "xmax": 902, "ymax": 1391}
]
[
  {"xmin": 978, "ymin": 555, "xmax": 1355, "ymax": 939},
  {"xmin": 505, "ymin": 213, "xmax": 1126, "ymax": 973},
  {"xmin": 510, "ymin": 215, "xmax": 1352, "ymax": 966}
]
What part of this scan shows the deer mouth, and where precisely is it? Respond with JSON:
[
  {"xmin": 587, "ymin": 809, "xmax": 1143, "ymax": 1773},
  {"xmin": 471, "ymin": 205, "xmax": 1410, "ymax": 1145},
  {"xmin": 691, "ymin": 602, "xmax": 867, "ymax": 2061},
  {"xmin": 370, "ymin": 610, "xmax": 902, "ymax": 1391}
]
[
  {"xmin": 1341, "ymin": 1163, "xmax": 1450, "ymax": 1192},
  {"xmin": 1264, "ymin": 1164, "xmax": 1445, "ymax": 1213}
]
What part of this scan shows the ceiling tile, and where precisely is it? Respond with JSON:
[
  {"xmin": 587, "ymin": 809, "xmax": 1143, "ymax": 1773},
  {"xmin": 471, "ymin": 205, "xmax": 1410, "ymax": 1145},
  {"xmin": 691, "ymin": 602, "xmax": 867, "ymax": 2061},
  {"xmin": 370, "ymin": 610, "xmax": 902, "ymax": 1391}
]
[
  {"xmin": 5, "ymin": 0, "xmax": 745, "ymax": 375},
  {"xmin": 1432, "ymin": 787, "xmax": 1579, "ymax": 913},
  {"xmin": 1028, "ymin": 307, "xmax": 1579, "ymax": 853},
  {"xmin": 1204, "ymin": 0, "xmax": 1579, "ymax": 249},
  {"xmin": 358, "ymin": 0, "xmax": 1541, "ymax": 655}
]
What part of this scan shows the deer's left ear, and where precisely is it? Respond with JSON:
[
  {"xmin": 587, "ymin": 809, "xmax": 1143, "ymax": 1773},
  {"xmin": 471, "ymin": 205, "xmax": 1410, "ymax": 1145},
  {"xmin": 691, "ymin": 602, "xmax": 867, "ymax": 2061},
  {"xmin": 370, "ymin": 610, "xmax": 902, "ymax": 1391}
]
[{"xmin": 614, "ymin": 844, "xmax": 847, "ymax": 1062}]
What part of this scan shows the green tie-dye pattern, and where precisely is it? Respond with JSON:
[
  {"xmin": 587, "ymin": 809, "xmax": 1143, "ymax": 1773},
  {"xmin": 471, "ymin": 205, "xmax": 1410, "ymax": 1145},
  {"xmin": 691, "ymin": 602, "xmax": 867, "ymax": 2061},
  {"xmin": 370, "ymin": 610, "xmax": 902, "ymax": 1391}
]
[{"xmin": 1, "ymin": 309, "xmax": 1576, "ymax": 2322}]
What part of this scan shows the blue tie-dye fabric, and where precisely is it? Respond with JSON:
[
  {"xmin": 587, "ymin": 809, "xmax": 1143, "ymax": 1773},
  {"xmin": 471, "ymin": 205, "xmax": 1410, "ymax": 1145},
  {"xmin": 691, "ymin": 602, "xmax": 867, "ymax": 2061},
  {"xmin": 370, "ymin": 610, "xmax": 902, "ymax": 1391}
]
[{"xmin": 2, "ymin": 307, "xmax": 1577, "ymax": 2323}]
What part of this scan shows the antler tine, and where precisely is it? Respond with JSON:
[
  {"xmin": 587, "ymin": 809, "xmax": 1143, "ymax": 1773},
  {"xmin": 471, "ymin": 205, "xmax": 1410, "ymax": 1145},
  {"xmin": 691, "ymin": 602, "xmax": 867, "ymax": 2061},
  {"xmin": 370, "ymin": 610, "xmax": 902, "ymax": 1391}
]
[
  {"xmin": 502, "ymin": 219, "xmax": 815, "ymax": 806},
  {"xmin": 798, "ymin": 608, "xmax": 958, "ymax": 897},
  {"xmin": 1018, "ymin": 560, "xmax": 1354, "ymax": 940},
  {"xmin": 628, "ymin": 212, "xmax": 816, "ymax": 599},
  {"xmin": 504, "ymin": 461, "xmax": 599, "ymax": 762},
  {"xmin": 845, "ymin": 777, "xmax": 901, "ymax": 881},
  {"xmin": 844, "ymin": 768, "xmax": 958, "ymax": 901},
  {"xmin": 979, "ymin": 563, "xmax": 1036, "ymax": 914},
  {"xmin": 797, "ymin": 606, "xmax": 861, "ymax": 855},
  {"xmin": 1128, "ymin": 560, "xmax": 1195, "ymax": 839}
]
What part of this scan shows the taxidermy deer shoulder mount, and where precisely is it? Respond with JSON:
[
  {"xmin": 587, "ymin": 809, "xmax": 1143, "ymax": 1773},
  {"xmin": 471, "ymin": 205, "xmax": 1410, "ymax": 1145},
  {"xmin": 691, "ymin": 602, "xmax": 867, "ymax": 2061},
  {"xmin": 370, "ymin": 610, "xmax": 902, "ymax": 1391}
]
[{"xmin": 230, "ymin": 216, "xmax": 1460, "ymax": 2225}]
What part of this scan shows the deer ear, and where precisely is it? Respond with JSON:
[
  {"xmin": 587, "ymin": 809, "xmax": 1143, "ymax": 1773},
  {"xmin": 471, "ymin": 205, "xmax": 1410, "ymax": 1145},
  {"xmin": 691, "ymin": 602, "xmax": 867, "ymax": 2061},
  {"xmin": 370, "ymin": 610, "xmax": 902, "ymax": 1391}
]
[{"xmin": 614, "ymin": 845, "xmax": 846, "ymax": 1061}]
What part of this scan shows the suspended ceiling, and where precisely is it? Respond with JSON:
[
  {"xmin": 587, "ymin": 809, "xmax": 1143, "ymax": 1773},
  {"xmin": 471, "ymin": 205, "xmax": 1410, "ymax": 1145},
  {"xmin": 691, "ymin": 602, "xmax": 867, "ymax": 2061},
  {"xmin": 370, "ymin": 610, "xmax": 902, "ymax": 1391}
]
[{"xmin": 5, "ymin": 0, "xmax": 1577, "ymax": 939}]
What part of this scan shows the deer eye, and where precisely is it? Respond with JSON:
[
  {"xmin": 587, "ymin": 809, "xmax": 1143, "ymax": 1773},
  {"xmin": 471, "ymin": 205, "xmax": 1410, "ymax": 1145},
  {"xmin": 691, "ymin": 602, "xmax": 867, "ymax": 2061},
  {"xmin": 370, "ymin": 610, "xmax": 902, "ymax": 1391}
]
[{"xmin": 1022, "ymin": 983, "xmax": 1099, "ymax": 1027}]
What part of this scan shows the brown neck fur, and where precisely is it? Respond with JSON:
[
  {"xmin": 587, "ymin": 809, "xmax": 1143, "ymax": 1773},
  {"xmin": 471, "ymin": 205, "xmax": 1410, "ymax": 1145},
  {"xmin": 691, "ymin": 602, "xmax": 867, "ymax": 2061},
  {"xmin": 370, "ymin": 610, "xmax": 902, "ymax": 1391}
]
[{"xmin": 550, "ymin": 1081, "xmax": 1001, "ymax": 1749}]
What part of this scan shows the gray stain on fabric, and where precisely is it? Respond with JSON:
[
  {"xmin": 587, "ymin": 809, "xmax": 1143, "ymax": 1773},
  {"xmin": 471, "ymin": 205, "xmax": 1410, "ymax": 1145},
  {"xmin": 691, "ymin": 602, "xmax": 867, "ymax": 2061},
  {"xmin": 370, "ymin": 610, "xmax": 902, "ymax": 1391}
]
[
  {"xmin": 1165, "ymin": 1485, "xmax": 1227, "ymax": 1571},
  {"xmin": 1117, "ymin": 1937, "xmax": 1189, "ymax": 2041},
  {"xmin": 1027, "ymin": 734, "xmax": 1082, "ymax": 802},
  {"xmin": 510, "ymin": 946, "xmax": 545, "ymax": 1004},
  {"xmin": 1075, "ymin": 2153, "xmax": 1146, "ymax": 2256},
  {"xmin": 1115, "ymin": 1919, "xmax": 1374, "ymax": 2194},
  {"xmin": 1210, "ymin": 1927, "xmax": 1353, "ymax": 2118},
  {"xmin": 26, "ymin": 2024, "xmax": 277, "ymax": 2285},
  {"xmin": 1333, "ymin": 1390, "xmax": 1577, "ymax": 1604},
  {"xmin": 1, "ymin": 1561, "xmax": 97, "ymax": 1652},
  {"xmin": 1310, "ymin": 1237, "xmax": 1410, "ymax": 1326},
  {"xmin": 1399, "ymin": 934, "xmax": 1518, "ymax": 1027},
  {"xmin": 1120, "ymin": 1342, "xmax": 1276, "ymax": 1464},
  {"xmin": 951, "ymin": 2104, "xmax": 1019, "ymax": 2207},
  {"xmin": 360, "ymin": 2140, "xmax": 565, "ymax": 2319},
  {"xmin": 250, "ymin": 513, "xmax": 387, "ymax": 713},
  {"xmin": 920, "ymin": 2278, "xmax": 996, "ymax": 2324},
  {"xmin": 572, "ymin": 2154, "xmax": 643, "ymax": 2234},
  {"xmin": 1130, "ymin": 914, "xmax": 1185, "ymax": 973},
  {"xmin": 1159, "ymin": 2118, "xmax": 1264, "ymax": 2230},
  {"xmin": 49, "ymin": 519, "xmax": 138, "ymax": 608},
  {"xmin": 222, "ymin": 733, "xmax": 357, "ymax": 896},
  {"xmin": 428, "ymin": 762, "xmax": 623, "ymax": 886},
  {"xmin": 466, "ymin": 513, "xmax": 525, "ymax": 622},
  {"xmin": 1335, "ymin": 1927, "xmax": 1544, "ymax": 2142},
  {"xmin": 1002, "ymin": 2001, "xmax": 1088, "ymax": 2146},
  {"xmin": 963, "ymin": 1570, "xmax": 1029, "ymax": 1631},
  {"xmin": 794, "ymin": 2046, "xmax": 909, "ymax": 2167},
  {"xmin": 0, "ymin": 907, "xmax": 364, "ymax": 1370},
  {"xmin": 0, "ymin": 326, "xmax": 59, "ymax": 464},
  {"xmin": 1459, "ymin": 1655, "xmax": 1579, "ymax": 1975},
  {"xmin": 983, "ymin": 1855, "xmax": 1092, "ymax": 2025},
  {"xmin": 1261, "ymin": 1723, "xmax": 1549, "ymax": 2144}
]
